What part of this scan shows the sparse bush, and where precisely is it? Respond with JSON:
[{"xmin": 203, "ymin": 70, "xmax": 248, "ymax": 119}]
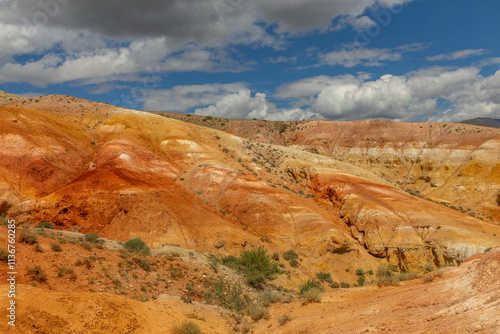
[
  {"xmin": 57, "ymin": 267, "xmax": 77, "ymax": 280},
  {"xmin": 51, "ymin": 242, "xmax": 62, "ymax": 252},
  {"xmin": 0, "ymin": 248, "xmax": 9, "ymax": 262},
  {"xmin": 171, "ymin": 320, "xmax": 202, "ymax": 334},
  {"xmin": 299, "ymin": 279, "xmax": 324, "ymax": 294},
  {"xmin": 185, "ymin": 281, "xmax": 197, "ymax": 297},
  {"xmin": 277, "ymin": 123, "xmax": 287, "ymax": 134},
  {"xmin": 136, "ymin": 259, "xmax": 151, "ymax": 271},
  {"xmin": 340, "ymin": 282, "xmax": 350, "ymax": 288},
  {"xmin": 278, "ymin": 314, "xmax": 291, "ymax": 326},
  {"xmin": 424, "ymin": 263, "xmax": 434, "ymax": 273},
  {"xmin": 208, "ymin": 255, "xmax": 220, "ymax": 273},
  {"xmin": 80, "ymin": 241, "xmax": 93, "ymax": 251},
  {"xmin": 186, "ymin": 312, "xmax": 205, "ymax": 321},
  {"xmin": 37, "ymin": 221, "xmax": 55, "ymax": 229},
  {"xmin": 27, "ymin": 265, "xmax": 47, "ymax": 283},
  {"xmin": 204, "ymin": 276, "xmax": 252, "ymax": 313},
  {"xmin": 259, "ymin": 290, "xmax": 283, "ymax": 307},
  {"xmin": 0, "ymin": 213, "xmax": 8, "ymax": 226},
  {"xmin": 248, "ymin": 303, "xmax": 269, "ymax": 321},
  {"xmin": 301, "ymin": 287, "xmax": 322, "ymax": 304},
  {"xmin": 397, "ymin": 272, "xmax": 418, "ymax": 282},
  {"xmin": 271, "ymin": 252, "xmax": 280, "ymax": 261},
  {"xmin": 376, "ymin": 264, "xmax": 399, "ymax": 286},
  {"xmin": 84, "ymin": 233, "xmax": 100, "ymax": 243},
  {"xmin": 34, "ymin": 244, "xmax": 43, "ymax": 252},
  {"xmin": 75, "ymin": 257, "xmax": 94, "ymax": 269},
  {"xmin": 20, "ymin": 229, "xmax": 37, "ymax": 244},
  {"xmin": 422, "ymin": 271, "xmax": 443, "ymax": 283},
  {"xmin": 124, "ymin": 238, "xmax": 150, "ymax": 255}
]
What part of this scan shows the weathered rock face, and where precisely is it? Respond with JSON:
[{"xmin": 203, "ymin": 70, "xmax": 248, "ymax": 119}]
[
  {"xmin": 304, "ymin": 170, "xmax": 500, "ymax": 272},
  {"xmin": 288, "ymin": 121, "xmax": 500, "ymax": 212}
]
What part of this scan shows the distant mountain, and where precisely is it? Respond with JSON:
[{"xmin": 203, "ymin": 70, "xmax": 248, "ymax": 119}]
[{"xmin": 460, "ymin": 117, "xmax": 500, "ymax": 128}]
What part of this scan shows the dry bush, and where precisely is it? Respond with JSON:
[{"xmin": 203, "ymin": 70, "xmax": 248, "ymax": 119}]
[
  {"xmin": 422, "ymin": 271, "xmax": 443, "ymax": 283},
  {"xmin": 170, "ymin": 320, "xmax": 202, "ymax": 334}
]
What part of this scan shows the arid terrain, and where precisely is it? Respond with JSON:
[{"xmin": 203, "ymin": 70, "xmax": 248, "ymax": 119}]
[{"xmin": 1, "ymin": 93, "xmax": 499, "ymax": 333}]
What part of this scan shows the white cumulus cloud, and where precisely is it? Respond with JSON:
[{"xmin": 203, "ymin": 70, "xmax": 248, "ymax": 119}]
[{"xmin": 275, "ymin": 67, "xmax": 500, "ymax": 122}]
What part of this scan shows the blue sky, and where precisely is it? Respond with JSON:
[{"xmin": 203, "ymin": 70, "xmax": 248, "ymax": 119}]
[{"xmin": 1, "ymin": 0, "xmax": 499, "ymax": 122}]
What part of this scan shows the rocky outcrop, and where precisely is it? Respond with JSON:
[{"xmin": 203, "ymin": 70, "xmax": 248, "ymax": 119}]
[{"xmin": 303, "ymin": 168, "xmax": 500, "ymax": 272}]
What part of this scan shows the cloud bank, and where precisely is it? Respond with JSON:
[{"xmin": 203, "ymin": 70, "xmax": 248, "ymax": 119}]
[{"xmin": 141, "ymin": 66, "xmax": 500, "ymax": 123}]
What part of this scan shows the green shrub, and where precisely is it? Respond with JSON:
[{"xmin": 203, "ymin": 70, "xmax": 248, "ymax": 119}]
[
  {"xmin": 220, "ymin": 255, "xmax": 239, "ymax": 269},
  {"xmin": 299, "ymin": 279, "xmax": 324, "ymax": 294},
  {"xmin": 27, "ymin": 265, "xmax": 47, "ymax": 283},
  {"xmin": 340, "ymin": 282, "xmax": 350, "ymax": 288},
  {"xmin": 84, "ymin": 233, "xmax": 100, "ymax": 243},
  {"xmin": 282, "ymin": 249, "xmax": 298, "ymax": 261},
  {"xmin": 170, "ymin": 320, "xmax": 202, "ymax": 334},
  {"xmin": 288, "ymin": 258, "xmax": 298, "ymax": 268},
  {"xmin": 124, "ymin": 238, "xmax": 150, "ymax": 255},
  {"xmin": 238, "ymin": 246, "xmax": 279, "ymax": 289},
  {"xmin": 271, "ymin": 252, "xmax": 280, "ymax": 261},
  {"xmin": 315, "ymin": 271, "xmax": 333, "ymax": 283},
  {"xmin": 204, "ymin": 276, "xmax": 252, "ymax": 313},
  {"xmin": 329, "ymin": 281, "xmax": 340, "ymax": 289},
  {"xmin": 355, "ymin": 268, "xmax": 365, "ymax": 276},
  {"xmin": 20, "ymin": 229, "xmax": 38, "ymax": 244},
  {"xmin": 34, "ymin": 244, "xmax": 43, "ymax": 252},
  {"xmin": 37, "ymin": 221, "xmax": 55, "ymax": 229},
  {"xmin": 357, "ymin": 275, "xmax": 365, "ymax": 286}
]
